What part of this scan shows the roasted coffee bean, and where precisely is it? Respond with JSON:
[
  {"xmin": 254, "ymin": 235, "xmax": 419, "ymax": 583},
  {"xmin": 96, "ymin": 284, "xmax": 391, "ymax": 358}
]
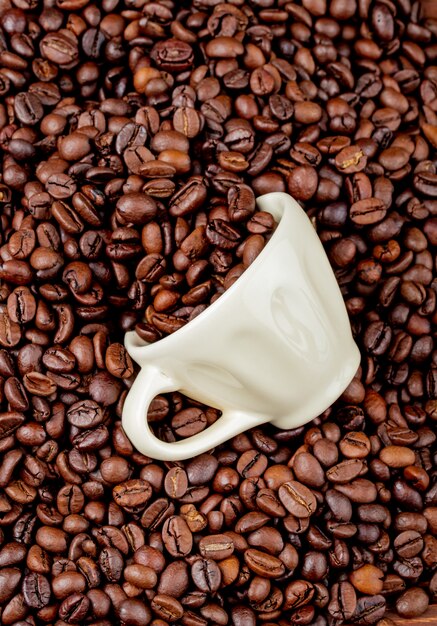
[
  {"xmin": 327, "ymin": 581, "xmax": 357, "ymax": 620},
  {"xmin": 151, "ymin": 593, "xmax": 184, "ymax": 622},
  {"xmin": 191, "ymin": 558, "xmax": 221, "ymax": 593},
  {"xmin": 162, "ymin": 515, "xmax": 193, "ymax": 557},
  {"xmin": 199, "ymin": 534, "xmax": 234, "ymax": 560},
  {"xmin": 14, "ymin": 92, "xmax": 44, "ymax": 126},
  {"xmin": 244, "ymin": 549, "xmax": 285, "ymax": 579},
  {"xmin": 354, "ymin": 595, "xmax": 386, "ymax": 625},
  {"xmin": 22, "ymin": 572, "xmax": 51, "ymax": 609},
  {"xmin": 52, "ymin": 571, "xmax": 86, "ymax": 599},
  {"xmin": 172, "ymin": 407, "xmax": 207, "ymax": 438},
  {"xmin": 396, "ymin": 587, "xmax": 430, "ymax": 618},
  {"xmin": 164, "ymin": 467, "xmax": 188, "ymax": 499},
  {"xmin": 113, "ymin": 479, "xmax": 152, "ymax": 512},
  {"xmin": 278, "ymin": 481, "xmax": 317, "ymax": 518},
  {"xmin": 284, "ymin": 579, "xmax": 315, "ymax": 611},
  {"xmin": 124, "ymin": 563, "xmax": 157, "ymax": 589},
  {"xmin": 105, "ymin": 343, "xmax": 134, "ymax": 379},
  {"xmin": 0, "ymin": 568, "xmax": 21, "ymax": 604},
  {"xmin": 66, "ymin": 400, "xmax": 104, "ymax": 429}
]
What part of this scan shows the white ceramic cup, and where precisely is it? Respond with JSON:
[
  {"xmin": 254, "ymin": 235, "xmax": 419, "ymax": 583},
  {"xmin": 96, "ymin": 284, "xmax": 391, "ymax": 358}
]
[{"xmin": 122, "ymin": 192, "xmax": 361, "ymax": 461}]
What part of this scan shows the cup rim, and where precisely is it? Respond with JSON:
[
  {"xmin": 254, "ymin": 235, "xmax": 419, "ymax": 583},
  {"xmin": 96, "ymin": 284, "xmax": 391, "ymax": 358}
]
[{"xmin": 126, "ymin": 192, "xmax": 293, "ymax": 355}]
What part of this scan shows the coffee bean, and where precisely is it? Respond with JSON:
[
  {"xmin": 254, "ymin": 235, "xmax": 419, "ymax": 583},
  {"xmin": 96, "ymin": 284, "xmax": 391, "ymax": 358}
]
[
  {"xmin": 162, "ymin": 515, "xmax": 193, "ymax": 557},
  {"xmin": 244, "ymin": 549, "xmax": 285, "ymax": 579},
  {"xmin": 394, "ymin": 530, "xmax": 424, "ymax": 558},
  {"xmin": 278, "ymin": 481, "xmax": 317, "ymax": 518},
  {"xmin": 113, "ymin": 479, "xmax": 152, "ymax": 512},
  {"xmin": 164, "ymin": 467, "xmax": 188, "ymax": 499},
  {"xmin": 292, "ymin": 452, "xmax": 325, "ymax": 487},
  {"xmin": 99, "ymin": 546, "xmax": 123, "ymax": 582},
  {"xmin": 151, "ymin": 39, "xmax": 194, "ymax": 72},
  {"xmin": 199, "ymin": 534, "xmax": 234, "ymax": 561},
  {"xmin": 105, "ymin": 343, "xmax": 134, "ymax": 379},
  {"xmin": 22, "ymin": 572, "xmax": 51, "ymax": 609},
  {"xmin": 151, "ymin": 593, "xmax": 184, "ymax": 621},
  {"xmin": 350, "ymin": 198, "xmax": 387, "ymax": 225},
  {"xmin": 52, "ymin": 571, "xmax": 86, "ymax": 599},
  {"xmin": 40, "ymin": 31, "xmax": 78, "ymax": 66},
  {"xmin": 379, "ymin": 445, "xmax": 416, "ymax": 467},
  {"xmin": 326, "ymin": 459, "xmax": 364, "ymax": 483},
  {"xmin": 191, "ymin": 558, "xmax": 221, "ymax": 592},
  {"xmin": 171, "ymin": 407, "xmax": 207, "ymax": 438},
  {"xmin": 0, "ymin": 568, "xmax": 21, "ymax": 604},
  {"xmin": 354, "ymin": 595, "xmax": 386, "ymax": 625},
  {"xmin": 0, "ymin": 312, "xmax": 22, "ymax": 348},
  {"xmin": 350, "ymin": 564, "xmax": 384, "ymax": 595},
  {"xmin": 36, "ymin": 526, "xmax": 67, "ymax": 553},
  {"xmin": 124, "ymin": 564, "xmax": 157, "ymax": 589},
  {"xmin": 14, "ymin": 92, "xmax": 44, "ymax": 126},
  {"xmin": 116, "ymin": 193, "xmax": 157, "ymax": 226},
  {"xmin": 7, "ymin": 287, "xmax": 36, "ymax": 324},
  {"xmin": 396, "ymin": 587, "xmax": 429, "ymax": 618},
  {"xmin": 205, "ymin": 220, "xmax": 242, "ymax": 250}
]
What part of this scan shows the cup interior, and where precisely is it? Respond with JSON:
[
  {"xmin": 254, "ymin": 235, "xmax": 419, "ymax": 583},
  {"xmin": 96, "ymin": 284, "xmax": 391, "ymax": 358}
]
[{"xmin": 126, "ymin": 192, "xmax": 291, "ymax": 357}]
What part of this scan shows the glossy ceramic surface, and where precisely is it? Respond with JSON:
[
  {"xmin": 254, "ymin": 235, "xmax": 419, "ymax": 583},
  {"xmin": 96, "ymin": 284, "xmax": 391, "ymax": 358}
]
[{"xmin": 122, "ymin": 192, "xmax": 361, "ymax": 461}]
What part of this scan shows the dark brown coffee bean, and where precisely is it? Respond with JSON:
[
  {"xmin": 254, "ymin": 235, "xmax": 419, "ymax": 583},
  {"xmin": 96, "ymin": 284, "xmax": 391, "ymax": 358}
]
[
  {"xmin": 396, "ymin": 587, "xmax": 430, "ymax": 618},
  {"xmin": 52, "ymin": 570, "xmax": 86, "ymax": 599},
  {"xmin": 199, "ymin": 534, "xmax": 234, "ymax": 560},
  {"xmin": 191, "ymin": 558, "xmax": 221, "ymax": 593},
  {"xmin": 0, "ymin": 568, "xmax": 21, "ymax": 604},
  {"xmin": 171, "ymin": 407, "xmax": 207, "ymax": 438},
  {"xmin": 14, "ymin": 92, "xmax": 43, "ymax": 125},
  {"xmin": 328, "ymin": 581, "xmax": 356, "ymax": 621},
  {"xmin": 164, "ymin": 467, "xmax": 188, "ymax": 499},
  {"xmin": 151, "ymin": 593, "xmax": 184, "ymax": 622},
  {"xmin": 205, "ymin": 219, "xmax": 241, "ymax": 250},
  {"xmin": 237, "ymin": 450, "xmax": 268, "ymax": 478},
  {"xmin": 284, "ymin": 579, "xmax": 315, "ymax": 611},
  {"xmin": 99, "ymin": 546, "xmax": 124, "ymax": 583},
  {"xmin": 326, "ymin": 459, "xmax": 365, "ymax": 484},
  {"xmin": 354, "ymin": 595, "xmax": 386, "ymax": 625},
  {"xmin": 23, "ymin": 372, "xmax": 56, "ymax": 397},
  {"xmin": 244, "ymin": 549, "xmax": 285, "ymax": 579},
  {"xmin": 118, "ymin": 598, "xmax": 152, "ymax": 625},
  {"xmin": 292, "ymin": 452, "xmax": 325, "ymax": 488},
  {"xmin": 170, "ymin": 178, "xmax": 208, "ymax": 217},
  {"xmin": 162, "ymin": 515, "xmax": 193, "ymax": 557},
  {"xmin": 350, "ymin": 198, "xmax": 387, "ymax": 225},
  {"xmin": 151, "ymin": 39, "xmax": 194, "ymax": 72},
  {"xmin": 0, "ymin": 312, "xmax": 21, "ymax": 348},
  {"xmin": 278, "ymin": 481, "xmax": 317, "ymax": 518},
  {"xmin": 40, "ymin": 31, "xmax": 78, "ymax": 66},
  {"xmin": 113, "ymin": 479, "xmax": 152, "ymax": 513},
  {"xmin": 116, "ymin": 193, "xmax": 157, "ymax": 226},
  {"xmin": 22, "ymin": 572, "xmax": 51, "ymax": 609},
  {"xmin": 105, "ymin": 343, "xmax": 134, "ymax": 379},
  {"xmin": 124, "ymin": 564, "xmax": 157, "ymax": 589},
  {"xmin": 394, "ymin": 530, "xmax": 424, "ymax": 558},
  {"xmin": 7, "ymin": 287, "xmax": 36, "ymax": 324}
]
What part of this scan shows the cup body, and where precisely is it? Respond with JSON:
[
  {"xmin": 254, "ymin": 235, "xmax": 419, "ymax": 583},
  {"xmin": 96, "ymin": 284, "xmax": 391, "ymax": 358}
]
[{"xmin": 123, "ymin": 192, "xmax": 361, "ymax": 460}]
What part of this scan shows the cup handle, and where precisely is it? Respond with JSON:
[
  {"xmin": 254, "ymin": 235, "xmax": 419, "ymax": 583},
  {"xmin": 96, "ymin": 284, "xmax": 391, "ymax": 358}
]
[{"xmin": 122, "ymin": 365, "xmax": 268, "ymax": 461}]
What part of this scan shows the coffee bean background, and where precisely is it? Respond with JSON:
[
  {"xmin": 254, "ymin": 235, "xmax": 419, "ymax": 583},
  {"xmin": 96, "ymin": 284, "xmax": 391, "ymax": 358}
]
[{"xmin": 0, "ymin": 0, "xmax": 436, "ymax": 625}]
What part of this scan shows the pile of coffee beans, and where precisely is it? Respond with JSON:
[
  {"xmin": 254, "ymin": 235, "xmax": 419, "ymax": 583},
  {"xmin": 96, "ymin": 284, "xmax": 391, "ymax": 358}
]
[{"xmin": 0, "ymin": 0, "xmax": 436, "ymax": 624}]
